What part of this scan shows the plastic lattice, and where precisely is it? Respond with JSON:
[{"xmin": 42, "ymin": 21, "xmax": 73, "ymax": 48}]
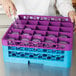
[
  {"xmin": 2, "ymin": 15, "xmax": 73, "ymax": 51},
  {"xmin": 2, "ymin": 15, "xmax": 73, "ymax": 68}
]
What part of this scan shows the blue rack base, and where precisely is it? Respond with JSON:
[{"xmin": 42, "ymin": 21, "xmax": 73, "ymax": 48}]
[{"xmin": 2, "ymin": 46, "xmax": 72, "ymax": 68}]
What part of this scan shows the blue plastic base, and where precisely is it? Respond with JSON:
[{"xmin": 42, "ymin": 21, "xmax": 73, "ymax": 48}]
[{"xmin": 2, "ymin": 46, "xmax": 72, "ymax": 68}]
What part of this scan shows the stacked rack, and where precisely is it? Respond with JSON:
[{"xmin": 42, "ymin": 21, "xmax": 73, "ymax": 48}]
[{"xmin": 2, "ymin": 15, "xmax": 73, "ymax": 68}]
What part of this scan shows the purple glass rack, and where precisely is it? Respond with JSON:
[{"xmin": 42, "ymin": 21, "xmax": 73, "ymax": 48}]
[{"xmin": 2, "ymin": 15, "xmax": 73, "ymax": 51}]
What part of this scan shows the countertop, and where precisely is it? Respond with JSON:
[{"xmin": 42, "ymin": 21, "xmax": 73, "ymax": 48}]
[{"xmin": 0, "ymin": 28, "xmax": 76, "ymax": 76}]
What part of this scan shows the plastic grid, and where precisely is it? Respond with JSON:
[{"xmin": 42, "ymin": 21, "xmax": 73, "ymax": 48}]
[
  {"xmin": 2, "ymin": 46, "xmax": 72, "ymax": 68},
  {"xmin": 2, "ymin": 15, "xmax": 73, "ymax": 67},
  {"xmin": 8, "ymin": 46, "xmax": 64, "ymax": 61},
  {"xmin": 2, "ymin": 15, "xmax": 73, "ymax": 51}
]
